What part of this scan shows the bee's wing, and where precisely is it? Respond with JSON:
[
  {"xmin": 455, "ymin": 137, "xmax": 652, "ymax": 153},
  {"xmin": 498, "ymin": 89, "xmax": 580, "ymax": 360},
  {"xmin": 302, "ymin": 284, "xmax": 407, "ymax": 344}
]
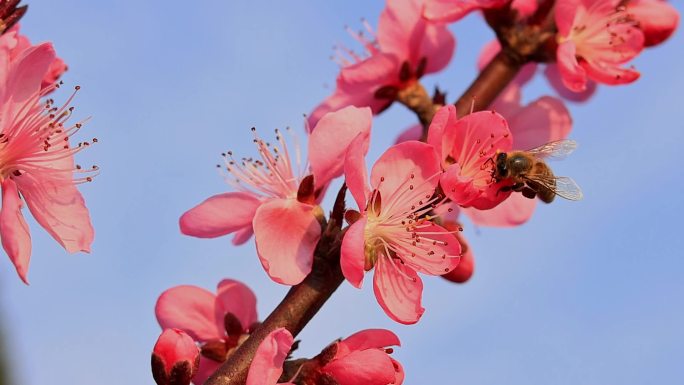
[
  {"xmin": 524, "ymin": 174, "xmax": 584, "ymax": 201},
  {"xmin": 526, "ymin": 140, "xmax": 577, "ymax": 160}
]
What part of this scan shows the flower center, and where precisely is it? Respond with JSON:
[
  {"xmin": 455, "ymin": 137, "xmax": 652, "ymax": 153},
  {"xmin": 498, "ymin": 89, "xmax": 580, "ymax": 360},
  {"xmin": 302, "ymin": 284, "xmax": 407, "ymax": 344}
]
[
  {"xmin": 361, "ymin": 172, "xmax": 460, "ymax": 274},
  {"xmin": 0, "ymin": 84, "xmax": 98, "ymax": 184},
  {"xmin": 220, "ymin": 127, "xmax": 306, "ymax": 200},
  {"xmin": 567, "ymin": 4, "xmax": 636, "ymax": 60}
]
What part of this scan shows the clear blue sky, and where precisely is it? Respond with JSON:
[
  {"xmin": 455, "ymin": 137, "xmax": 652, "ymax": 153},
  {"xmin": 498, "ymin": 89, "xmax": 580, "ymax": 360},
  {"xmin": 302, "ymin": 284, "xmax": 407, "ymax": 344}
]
[{"xmin": 2, "ymin": 1, "xmax": 682, "ymax": 384}]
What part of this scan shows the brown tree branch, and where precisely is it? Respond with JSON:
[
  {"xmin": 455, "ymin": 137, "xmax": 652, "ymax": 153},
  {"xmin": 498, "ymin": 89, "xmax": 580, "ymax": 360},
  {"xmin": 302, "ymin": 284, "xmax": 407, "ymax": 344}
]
[
  {"xmin": 453, "ymin": 49, "xmax": 523, "ymax": 118},
  {"xmin": 395, "ymin": 82, "xmax": 439, "ymax": 131},
  {"xmin": 204, "ymin": 190, "xmax": 346, "ymax": 385}
]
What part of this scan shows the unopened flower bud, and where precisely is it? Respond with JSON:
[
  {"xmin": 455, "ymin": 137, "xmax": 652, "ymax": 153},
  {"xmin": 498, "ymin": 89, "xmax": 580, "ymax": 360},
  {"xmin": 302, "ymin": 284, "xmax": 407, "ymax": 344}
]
[
  {"xmin": 151, "ymin": 328, "xmax": 200, "ymax": 385},
  {"xmin": 441, "ymin": 224, "xmax": 474, "ymax": 284}
]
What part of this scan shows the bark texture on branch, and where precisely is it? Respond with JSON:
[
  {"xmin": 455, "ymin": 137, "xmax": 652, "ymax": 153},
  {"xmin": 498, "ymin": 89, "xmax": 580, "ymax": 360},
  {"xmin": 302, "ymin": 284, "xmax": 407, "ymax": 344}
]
[{"xmin": 204, "ymin": 236, "xmax": 344, "ymax": 385}]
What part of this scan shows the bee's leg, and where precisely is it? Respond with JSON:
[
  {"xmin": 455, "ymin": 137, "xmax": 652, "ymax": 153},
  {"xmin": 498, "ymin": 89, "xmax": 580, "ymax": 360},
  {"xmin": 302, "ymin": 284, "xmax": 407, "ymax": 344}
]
[
  {"xmin": 511, "ymin": 182, "xmax": 525, "ymax": 192},
  {"xmin": 521, "ymin": 187, "xmax": 536, "ymax": 199},
  {"xmin": 497, "ymin": 183, "xmax": 523, "ymax": 196},
  {"xmin": 481, "ymin": 157, "xmax": 495, "ymax": 170}
]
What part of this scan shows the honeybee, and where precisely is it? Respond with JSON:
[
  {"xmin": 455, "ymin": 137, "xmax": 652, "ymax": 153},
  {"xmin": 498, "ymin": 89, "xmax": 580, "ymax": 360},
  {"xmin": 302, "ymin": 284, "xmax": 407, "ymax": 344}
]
[{"xmin": 493, "ymin": 140, "xmax": 583, "ymax": 203}]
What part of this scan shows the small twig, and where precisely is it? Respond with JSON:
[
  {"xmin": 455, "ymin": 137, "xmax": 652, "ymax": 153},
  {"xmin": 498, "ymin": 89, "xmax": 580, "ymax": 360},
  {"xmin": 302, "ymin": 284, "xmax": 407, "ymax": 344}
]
[
  {"xmin": 395, "ymin": 82, "xmax": 440, "ymax": 132},
  {"xmin": 453, "ymin": 49, "xmax": 523, "ymax": 118}
]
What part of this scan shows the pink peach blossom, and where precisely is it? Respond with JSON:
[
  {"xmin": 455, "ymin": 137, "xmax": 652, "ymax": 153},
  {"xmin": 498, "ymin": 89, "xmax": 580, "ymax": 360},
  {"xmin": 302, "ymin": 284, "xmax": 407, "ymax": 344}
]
[
  {"xmin": 417, "ymin": 45, "xmax": 571, "ymax": 228},
  {"xmin": 152, "ymin": 328, "xmax": 200, "ymax": 385},
  {"xmin": 423, "ymin": 0, "xmax": 509, "ymax": 22},
  {"xmin": 155, "ymin": 279, "xmax": 259, "ymax": 385},
  {"xmin": 460, "ymin": 81, "xmax": 572, "ymax": 227},
  {"xmin": 543, "ymin": 63, "xmax": 598, "ymax": 102},
  {"xmin": 0, "ymin": 40, "xmax": 94, "ymax": 284},
  {"xmin": 439, "ymin": 220, "xmax": 474, "ymax": 283},
  {"xmin": 428, "ymin": 105, "xmax": 513, "ymax": 210},
  {"xmin": 308, "ymin": 0, "xmax": 455, "ymax": 127},
  {"xmin": 180, "ymin": 106, "xmax": 371, "ymax": 285},
  {"xmin": 321, "ymin": 329, "xmax": 404, "ymax": 385},
  {"xmin": 342, "ymin": 139, "xmax": 461, "ymax": 324},
  {"xmin": 626, "ymin": 0, "xmax": 679, "ymax": 47},
  {"xmin": 0, "ymin": 25, "xmax": 67, "ymax": 91},
  {"xmin": 555, "ymin": 0, "xmax": 645, "ymax": 92},
  {"xmin": 247, "ymin": 328, "xmax": 403, "ymax": 385}
]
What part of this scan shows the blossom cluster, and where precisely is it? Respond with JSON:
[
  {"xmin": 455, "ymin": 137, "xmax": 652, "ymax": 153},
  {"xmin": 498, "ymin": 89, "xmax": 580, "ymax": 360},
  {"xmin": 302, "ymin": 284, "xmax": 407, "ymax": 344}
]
[
  {"xmin": 0, "ymin": 1, "xmax": 677, "ymax": 384},
  {"xmin": 149, "ymin": 0, "xmax": 678, "ymax": 384}
]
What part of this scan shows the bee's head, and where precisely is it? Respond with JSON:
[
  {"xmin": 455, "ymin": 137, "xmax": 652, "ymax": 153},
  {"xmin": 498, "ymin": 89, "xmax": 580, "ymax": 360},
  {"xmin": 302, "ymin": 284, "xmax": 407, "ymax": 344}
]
[{"xmin": 495, "ymin": 152, "xmax": 508, "ymax": 177}]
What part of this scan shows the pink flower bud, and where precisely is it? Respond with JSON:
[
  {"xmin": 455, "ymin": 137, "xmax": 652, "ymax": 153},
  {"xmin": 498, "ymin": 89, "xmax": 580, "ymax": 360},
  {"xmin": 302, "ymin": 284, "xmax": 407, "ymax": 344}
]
[
  {"xmin": 627, "ymin": 0, "xmax": 680, "ymax": 47},
  {"xmin": 151, "ymin": 329, "xmax": 200, "ymax": 385}
]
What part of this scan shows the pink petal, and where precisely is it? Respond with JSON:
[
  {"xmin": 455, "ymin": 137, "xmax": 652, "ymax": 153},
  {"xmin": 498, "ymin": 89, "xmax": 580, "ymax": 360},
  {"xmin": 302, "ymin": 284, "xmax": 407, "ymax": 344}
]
[
  {"xmin": 253, "ymin": 198, "xmax": 321, "ymax": 285},
  {"xmin": 628, "ymin": 0, "xmax": 680, "ymax": 47},
  {"xmin": 555, "ymin": 0, "xmax": 581, "ymax": 37},
  {"xmin": 0, "ymin": 179, "xmax": 31, "ymax": 284},
  {"xmin": 180, "ymin": 192, "xmax": 260, "ymax": 238},
  {"xmin": 556, "ymin": 41, "xmax": 587, "ymax": 92},
  {"xmin": 391, "ymin": 358, "xmax": 405, "ymax": 385},
  {"xmin": 373, "ymin": 257, "xmax": 424, "ymax": 324},
  {"xmin": 307, "ymin": 55, "xmax": 398, "ymax": 129},
  {"xmin": 477, "ymin": 40, "xmax": 501, "ymax": 71},
  {"xmin": 155, "ymin": 285, "xmax": 223, "ymax": 342},
  {"xmin": 231, "ymin": 226, "xmax": 254, "ymax": 246},
  {"xmin": 339, "ymin": 329, "xmax": 401, "ymax": 355},
  {"xmin": 439, "ymin": 111, "xmax": 513, "ymax": 207},
  {"xmin": 512, "ymin": 0, "xmax": 538, "ymax": 17},
  {"xmin": 376, "ymin": 0, "xmax": 455, "ymax": 73},
  {"xmin": 344, "ymin": 134, "xmax": 371, "ymax": 209},
  {"xmin": 402, "ymin": 223, "xmax": 461, "ymax": 276},
  {"xmin": 2, "ymin": 42, "xmax": 55, "ymax": 118},
  {"xmin": 490, "ymin": 82, "xmax": 523, "ymax": 118},
  {"xmin": 440, "ymin": 164, "xmax": 481, "ymax": 206},
  {"xmin": 193, "ymin": 358, "xmax": 221, "ymax": 385},
  {"xmin": 423, "ymin": 0, "xmax": 508, "ymax": 22},
  {"xmin": 580, "ymin": 60, "xmax": 640, "ymax": 86},
  {"xmin": 309, "ymin": 106, "xmax": 372, "ymax": 190},
  {"xmin": 377, "ymin": 0, "xmax": 422, "ymax": 61},
  {"xmin": 544, "ymin": 64, "xmax": 597, "ymax": 102},
  {"xmin": 341, "ymin": 216, "xmax": 368, "ymax": 289},
  {"xmin": 420, "ymin": 22, "xmax": 456, "ymax": 75},
  {"xmin": 215, "ymin": 279, "xmax": 258, "ymax": 332},
  {"xmin": 13, "ymin": 171, "xmax": 93, "ymax": 254},
  {"xmin": 445, "ymin": 110, "xmax": 513, "ymax": 168},
  {"xmin": 395, "ymin": 124, "xmax": 422, "ymax": 144},
  {"xmin": 587, "ymin": 23, "xmax": 645, "ymax": 64},
  {"xmin": 427, "ymin": 104, "xmax": 457, "ymax": 159},
  {"xmin": 246, "ymin": 328, "xmax": 293, "ymax": 385},
  {"xmin": 441, "ymin": 230, "xmax": 475, "ymax": 283},
  {"xmin": 463, "ymin": 193, "xmax": 537, "ymax": 227},
  {"xmin": 323, "ymin": 350, "xmax": 396, "ymax": 385},
  {"xmin": 41, "ymin": 56, "xmax": 67, "ymax": 90},
  {"xmin": 466, "ymin": 180, "xmax": 512, "ymax": 210},
  {"xmin": 433, "ymin": 201, "xmax": 461, "ymax": 223},
  {"xmin": 508, "ymin": 96, "xmax": 572, "ymax": 150},
  {"xmin": 370, "ymin": 141, "xmax": 441, "ymax": 203},
  {"xmin": 340, "ymin": 52, "xmax": 399, "ymax": 86},
  {"xmin": 307, "ymin": 91, "xmax": 346, "ymax": 132}
]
